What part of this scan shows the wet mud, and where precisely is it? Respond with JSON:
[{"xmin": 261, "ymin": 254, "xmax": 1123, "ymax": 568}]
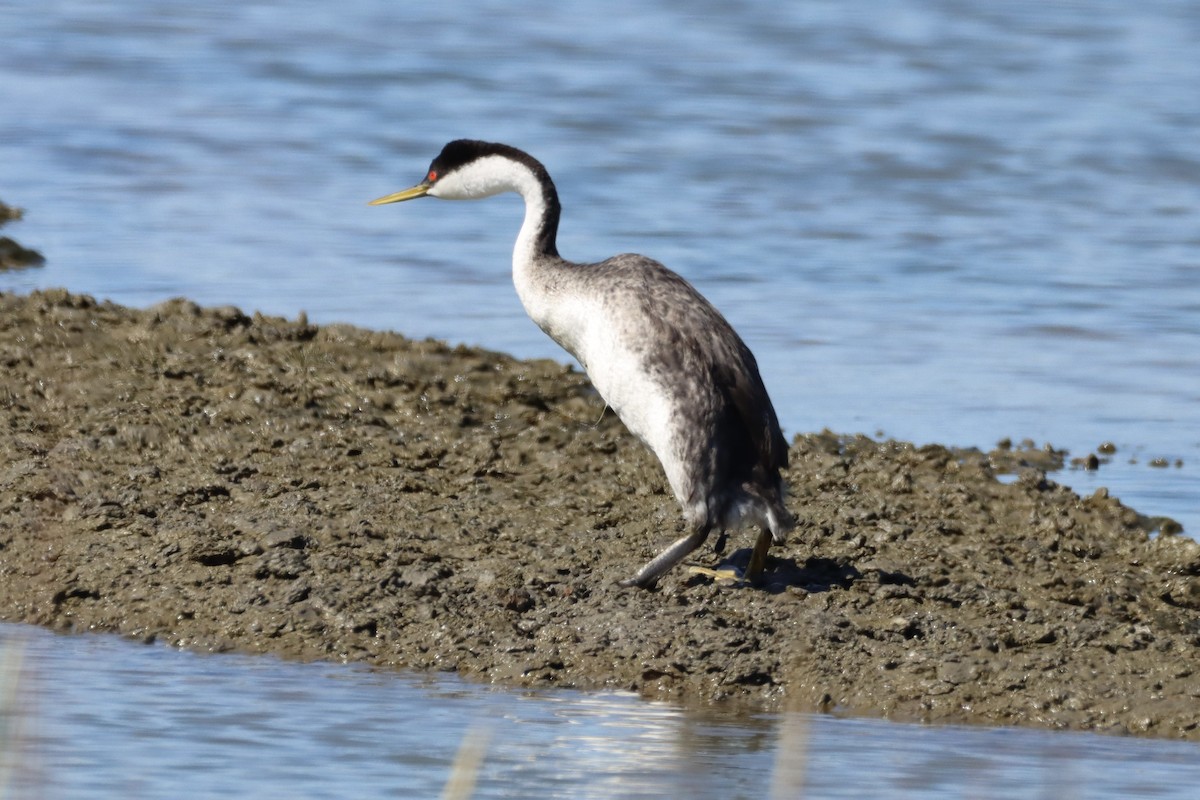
[{"xmin": 1, "ymin": 290, "xmax": 1197, "ymax": 739}]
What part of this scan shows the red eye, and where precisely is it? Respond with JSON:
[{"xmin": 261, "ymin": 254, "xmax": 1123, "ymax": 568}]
[{"xmin": 427, "ymin": 170, "xmax": 438, "ymax": 182}]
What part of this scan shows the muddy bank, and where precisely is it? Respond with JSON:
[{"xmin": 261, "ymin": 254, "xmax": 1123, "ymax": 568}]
[{"xmin": 1, "ymin": 289, "xmax": 1197, "ymax": 739}]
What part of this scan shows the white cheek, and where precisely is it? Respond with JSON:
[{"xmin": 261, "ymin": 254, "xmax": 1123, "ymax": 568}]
[
  {"xmin": 427, "ymin": 180, "xmax": 474, "ymax": 200},
  {"xmin": 427, "ymin": 156, "xmax": 516, "ymax": 200}
]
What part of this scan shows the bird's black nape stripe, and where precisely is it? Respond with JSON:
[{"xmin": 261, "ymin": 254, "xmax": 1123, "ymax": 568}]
[
  {"xmin": 429, "ymin": 140, "xmax": 561, "ymax": 257},
  {"xmin": 427, "ymin": 141, "xmax": 545, "ymax": 186}
]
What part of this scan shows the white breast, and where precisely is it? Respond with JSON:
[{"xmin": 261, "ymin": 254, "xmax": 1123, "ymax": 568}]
[{"xmin": 521, "ymin": 286, "xmax": 689, "ymax": 502}]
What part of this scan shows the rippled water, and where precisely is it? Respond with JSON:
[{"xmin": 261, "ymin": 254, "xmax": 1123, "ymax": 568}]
[
  {"xmin": 4, "ymin": 624, "xmax": 1200, "ymax": 799},
  {"xmin": 1, "ymin": 3, "xmax": 1199, "ymax": 796},
  {"xmin": 1, "ymin": 0, "xmax": 1196, "ymax": 533}
]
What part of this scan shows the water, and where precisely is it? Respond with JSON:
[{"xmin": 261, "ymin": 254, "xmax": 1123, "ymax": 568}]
[
  {"xmin": 3, "ymin": 624, "xmax": 1200, "ymax": 799},
  {"xmin": 0, "ymin": 0, "xmax": 1196, "ymax": 534},
  {"xmin": 1, "ymin": 2, "xmax": 1198, "ymax": 795}
]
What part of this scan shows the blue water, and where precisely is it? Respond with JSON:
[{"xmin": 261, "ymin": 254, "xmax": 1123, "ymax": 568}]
[
  {"xmin": 4, "ymin": 624, "xmax": 1200, "ymax": 799},
  {"xmin": 0, "ymin": 0, "xmax": 1196, "ymax": 534},
  {"xmin": 1, "ymin": 2, "xmax": 1199, "ymax": 795}
]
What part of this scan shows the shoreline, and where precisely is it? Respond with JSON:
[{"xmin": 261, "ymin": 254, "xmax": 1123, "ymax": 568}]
[{"xmin": 1, "ymin": 289, "xmax": 1197, "ymax": 739}]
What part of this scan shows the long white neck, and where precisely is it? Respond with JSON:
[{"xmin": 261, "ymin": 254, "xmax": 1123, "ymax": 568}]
[
  {"xmin": 428, "ymin": 153, "xmax": 561, "ymax": 269},
  {"xmin": 508, "ymin": 164, "xmax": 556, "ymax": 274},
  {"xmin": 428, "ymin": 153, "xmax": 564, "ymax": 331}
]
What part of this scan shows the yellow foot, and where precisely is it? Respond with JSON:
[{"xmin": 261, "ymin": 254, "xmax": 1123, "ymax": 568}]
[
  {"xmin": 687, "ymin": 529, "xmax": 775, "ymax": 585},
  {"xmin": 687, "ymin": 566, "xmax": 741, "ymax": 582}
]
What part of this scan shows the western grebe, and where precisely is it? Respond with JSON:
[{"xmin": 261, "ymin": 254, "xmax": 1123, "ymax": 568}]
[{"xmin": 370, "ymin": 140, "xmax": 792, "ymax": 588}]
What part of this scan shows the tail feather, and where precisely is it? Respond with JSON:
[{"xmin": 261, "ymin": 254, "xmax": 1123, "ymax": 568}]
[{"xmin": 767, "ymin": 502, "xmax": 795, "ymax": 545}]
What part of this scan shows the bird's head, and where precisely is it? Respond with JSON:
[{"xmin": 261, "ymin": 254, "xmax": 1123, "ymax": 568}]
[{"xmin": 369, "ymin": 140, "xmax": 541, "ymax": 204}]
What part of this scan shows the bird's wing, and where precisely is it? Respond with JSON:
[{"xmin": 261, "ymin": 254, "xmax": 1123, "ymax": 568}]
[{"xmin": 608, "ymin": 254, "xmax": 789, "ymax": 473}]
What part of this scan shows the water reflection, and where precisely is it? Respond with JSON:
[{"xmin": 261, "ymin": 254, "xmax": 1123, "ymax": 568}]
[{"xmin": 3, "ymin": 624, "xmax": 1200, "ymax": 799}]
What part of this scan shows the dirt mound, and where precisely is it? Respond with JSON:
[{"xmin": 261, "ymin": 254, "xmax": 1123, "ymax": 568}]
[{"xmin": 1, "ymin": 289, "xmax": 1196, "ymax": 739}]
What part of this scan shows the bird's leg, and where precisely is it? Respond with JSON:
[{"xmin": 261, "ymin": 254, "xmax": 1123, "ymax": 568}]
[
  {"xmin": 620, "ymin": 527, "xmax": 710, "ymax": 589},
  {"xmin": 744, "ymin": 526, "xmax": 774, "ymax": 584}
]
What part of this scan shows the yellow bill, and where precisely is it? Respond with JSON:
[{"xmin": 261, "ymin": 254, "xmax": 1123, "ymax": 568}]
[{"xmin": 368, "ymin": 183, "xmax": 430, "ymax": 205}]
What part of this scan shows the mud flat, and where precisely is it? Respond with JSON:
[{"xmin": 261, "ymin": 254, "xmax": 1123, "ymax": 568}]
[{"xmin": 1, "ymin": 289, "xmax": 1196, "ymax": 739}]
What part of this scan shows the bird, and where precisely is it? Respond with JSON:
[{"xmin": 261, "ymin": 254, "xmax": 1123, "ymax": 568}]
[{"xmin": 370, "ymin": 140, "xmax": 793, "ymax": 588}]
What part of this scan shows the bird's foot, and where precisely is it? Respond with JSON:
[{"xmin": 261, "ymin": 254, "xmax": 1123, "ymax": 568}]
[
  {"xmin": 687, "ymin": 529, "xmax": 775, "ymax": 586},
  {"xmin": 687, "ymin": 565, "xmax": 741, "ymax": 583},
  {"xmin": 744, "ymin": 528, "xmax": 774, "ymax": 583}
]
